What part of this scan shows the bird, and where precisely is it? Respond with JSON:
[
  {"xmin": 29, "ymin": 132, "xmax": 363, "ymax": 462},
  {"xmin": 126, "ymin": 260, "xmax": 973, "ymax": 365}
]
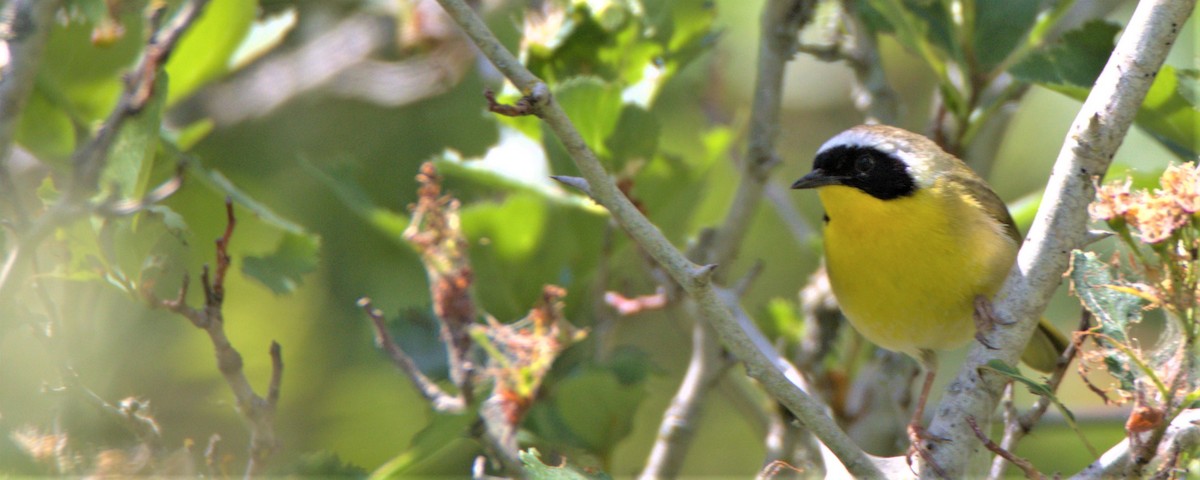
[{"xmin": 790, "ymin": 124, "xmax": 1067, "ymax": 467}]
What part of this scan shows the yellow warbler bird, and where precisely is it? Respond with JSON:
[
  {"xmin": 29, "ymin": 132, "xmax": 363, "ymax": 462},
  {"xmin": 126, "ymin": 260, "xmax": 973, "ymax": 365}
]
[{"xmin": 790, "ymin": 125, "xmax": 1066, "ymax": 452}]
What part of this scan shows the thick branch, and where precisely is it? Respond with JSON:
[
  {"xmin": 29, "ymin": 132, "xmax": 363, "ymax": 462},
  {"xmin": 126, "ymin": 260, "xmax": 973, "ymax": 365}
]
[
  {"xmin": 431, "ymin": 0, "xmax": 881, "ymax": 476},
  {"xmin": 925, "ymin": 0, "xmax": 1197, "ymax": 476}
]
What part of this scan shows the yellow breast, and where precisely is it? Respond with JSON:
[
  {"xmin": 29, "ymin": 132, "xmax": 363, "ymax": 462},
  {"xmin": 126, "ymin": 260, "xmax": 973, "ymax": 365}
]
[{"xmin": 818, "ymin": 183, "xmax": 1017, "ymax": 356}]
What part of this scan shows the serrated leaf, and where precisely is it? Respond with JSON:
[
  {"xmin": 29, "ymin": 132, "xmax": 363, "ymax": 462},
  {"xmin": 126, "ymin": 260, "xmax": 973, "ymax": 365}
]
[
  {"xmin": 164, "ymin": 0, "xmax": 256, "ymax": 106},
  {"xmin": 1009, "ymin": 20, "xmax": 1119, "ymax": 90},
  {"xmin": 554, "ymin": 77, "xmax": 623, "ymax": 161},
  {"xmin": 1068, "ymin": 250, "xmax": 1141, "ymax": 392},
  {"xmin": 521, "ymin": 449, "xmax": 611, "ymax": 480},
  {"xmin": 242, "ymin": 232, "xmax": 320, "ymax": 295},
  {"xmin": 1068, "ymin": 250, "xmax": 1144, "ymax": 343}
]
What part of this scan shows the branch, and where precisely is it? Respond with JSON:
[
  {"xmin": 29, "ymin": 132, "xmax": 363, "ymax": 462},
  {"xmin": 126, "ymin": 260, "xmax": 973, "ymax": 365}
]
[
  {"xmin": 0, "ymin": 0, "xmax": 211, "ymax": 306},
  {"xmin": 151, "ymin": 199, "xmax": 281, "ymax": 477},
  {"xmin": 356, "ymin": 297, "xmax": 465, "ymax": 413},
  {"xmin": 642, "ymin": 1, "xmax": 814, "ymax": 475},
  {"xmin": 925, "ymin": 0, "xmax": 1197, "ymax": 476},
  {"xmin": 0, "ymin": 0, "xmax": 61, "ymax": 223},
  {"xmin": 1073, "ymin": 409, "xmax": 1200, "ymax": 479},
  {"xmin": 639, "ymin": 311, "xmax": 733, "ymax": 480},
  {"xmin": 431, "ymin": 0, "xmax": 883, "ymax": 477}
]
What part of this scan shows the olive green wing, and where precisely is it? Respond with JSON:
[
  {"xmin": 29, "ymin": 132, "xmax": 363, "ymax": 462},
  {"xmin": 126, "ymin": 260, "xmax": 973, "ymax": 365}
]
[
  {"xmin": 944, "ymin": 167, "xmax": 1022, "ymax": 244},
  {"xmin": 943, "ymin": 166, "xmax": 1068, "ymax": 372}
]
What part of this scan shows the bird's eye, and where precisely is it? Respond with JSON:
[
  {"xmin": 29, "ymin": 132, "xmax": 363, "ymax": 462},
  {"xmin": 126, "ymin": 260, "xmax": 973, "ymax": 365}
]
[{"xmin": 854, "ymin": 155, "xmax": 874, "ymax": 173}]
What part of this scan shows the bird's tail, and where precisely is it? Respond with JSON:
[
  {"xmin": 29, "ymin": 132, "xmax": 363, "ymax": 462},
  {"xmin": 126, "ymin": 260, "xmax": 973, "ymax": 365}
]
[{"xmin": 1020, "ymin": 318, "xmax": 1070, "ymax": 373}]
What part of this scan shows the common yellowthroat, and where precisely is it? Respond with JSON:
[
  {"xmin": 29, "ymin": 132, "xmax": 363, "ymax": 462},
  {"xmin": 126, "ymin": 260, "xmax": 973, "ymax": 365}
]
[{"xmin": 790, "ymin": 125, "xmax": 1066, "ymax": 456}]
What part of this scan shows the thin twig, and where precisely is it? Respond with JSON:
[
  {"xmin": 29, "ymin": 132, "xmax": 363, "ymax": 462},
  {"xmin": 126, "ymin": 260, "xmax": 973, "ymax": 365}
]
[
  {"xmin": 990, "ymin": 312, "xmax": 1088, "ymax": 479},
  {"xmin": 926, "ymin": 0, "xmax": 1197, "ymax": 476},
  {"xmin": 356, "ymin": 297, "xmax": 466, "ymax": 413},
  {"xmin": 150, "ymin": 199, "xmax": 281, "ymax": 478},
  {"xmin": 967, "ymin": 416, "xmax": 1044, "ymax": 480}
]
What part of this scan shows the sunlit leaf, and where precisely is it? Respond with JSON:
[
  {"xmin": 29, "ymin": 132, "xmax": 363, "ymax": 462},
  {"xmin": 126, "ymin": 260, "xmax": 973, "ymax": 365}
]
[
  {"xmin": 554, "ymin": 77, "xmax": 624, "ymax": 160},
  {"xmin": 164, "ymin": 0, "xmax": 256, "ymax": 106},
  {"xmin": 1134, "ymin": 66, "xmax": 1200, "ymax": 160},
  {"xmin": 982, "ymin": 360, "xmax": 1099, "ymax": 457}
]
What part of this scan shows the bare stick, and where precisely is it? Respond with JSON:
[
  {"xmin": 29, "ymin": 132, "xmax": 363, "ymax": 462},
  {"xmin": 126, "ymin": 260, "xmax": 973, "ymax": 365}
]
[
  {"xmin": 967, "ymin": 416, "xmax": 1044, "ymax": 480},
  {"xmin": 925, "ymin": 0, "xmax": 1197, "ymax": 476},
  {"xmin": 152, "ymin": 199, "xmax": 281, "ymax": 478},
  {"xmin": 356, "ymin": 297, "xmax": 465, "ymax": 413}
]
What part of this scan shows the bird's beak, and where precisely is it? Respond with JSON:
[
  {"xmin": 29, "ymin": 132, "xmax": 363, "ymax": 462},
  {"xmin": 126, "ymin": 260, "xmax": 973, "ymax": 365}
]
[{"xmin": 791, "ymin": 169, "xmax": 844, "ymax": 189}]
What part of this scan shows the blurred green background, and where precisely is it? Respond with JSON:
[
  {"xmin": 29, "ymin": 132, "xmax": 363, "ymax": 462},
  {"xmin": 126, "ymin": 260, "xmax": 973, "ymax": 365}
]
[{"xmin": 0, "ymin": 0, "xmax": 1195, "ymax": 477}]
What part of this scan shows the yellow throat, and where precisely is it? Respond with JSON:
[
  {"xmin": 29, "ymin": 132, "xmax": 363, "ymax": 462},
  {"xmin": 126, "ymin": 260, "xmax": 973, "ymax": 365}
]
[{"xmin": 817, "ymin": 181, "xmax": 1017, "ymax": 357}]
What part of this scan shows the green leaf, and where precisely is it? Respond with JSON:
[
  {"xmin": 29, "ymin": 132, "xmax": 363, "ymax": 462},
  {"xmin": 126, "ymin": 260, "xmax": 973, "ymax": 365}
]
[
  {"xmin": 551, "ymin": 368, "xmax": 647, "ymax": 455},
  {"xmin": 1067, "ymin": 250, "xmax": 1142, "ymax": 391},
  {"xmin": 604, "ymin": 105, "xmax": 660, "ymax": 172},
  {"xmin": 762, "ymin": 298, "xmax": 803, "ymax": 343},
  {"xmin": 274, "ymin": 451, "xmax": 366, "ymax": 478},
  {"xmin": 1134, "ymin": 66, "xmax": 1200, "ymax": 160},
  {"xmin": 1069, "ymin": 251, "xmax": 1144, "ymax": 343},
  {"xmin": 1009, "ymin": 21, "xmax": 1119, "ymax": 93},
  {"xmin": 554, "ymin": 77, "xmax": 624, "ymax": 160},
  {"xmin": 302, "ymin": 159, "xmax": 411, "ymax": 245},
  {"xmin": 972, "ymin": 0, "xmax": 1040, "ymax": 71},
  {"xmin": 164, "ymin": 0, "xmax": 256, "ymax": 106},
  {"xmin": 242, "ymin": 231, "xmax": 320, "ymax": 295},
  {"xmin": 521, "ymin": 449, "xmax": 611, "ymax": 480},
  {"xmin": 369, "ymin": 413, "xmax": 475, "ymax": 479},
  {"xmin": 103, "ymin": 74, "xmax": 166, "ymax": 200},
  {"xmin": 16, "ymin": 89, "xmax": 77, "ymax": 162}
]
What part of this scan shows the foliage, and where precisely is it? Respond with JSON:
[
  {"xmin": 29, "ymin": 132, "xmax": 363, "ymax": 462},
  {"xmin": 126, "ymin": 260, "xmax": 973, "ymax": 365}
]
[{"xmin": 1, "ymin": 0, "xmax": 1196, "ymax": 478}]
